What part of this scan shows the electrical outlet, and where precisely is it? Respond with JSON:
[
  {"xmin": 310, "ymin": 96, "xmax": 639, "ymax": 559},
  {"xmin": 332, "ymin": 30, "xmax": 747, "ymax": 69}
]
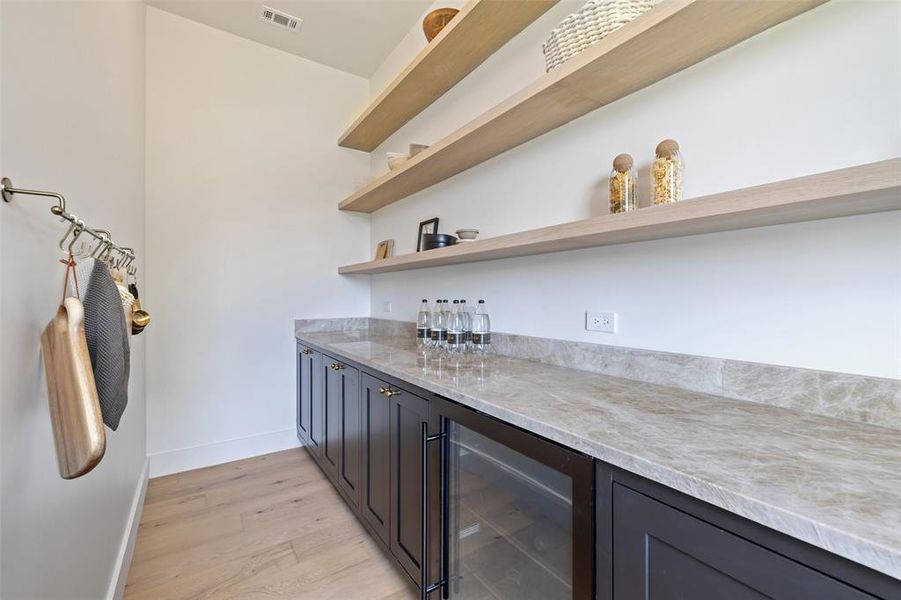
[
  {"xmin": 586, "ymin": 311, "xmax": 616, "ymax": 333},
  {"xmin": 382, "ymin": 301, "xmax": 392, "ymax": 313}
]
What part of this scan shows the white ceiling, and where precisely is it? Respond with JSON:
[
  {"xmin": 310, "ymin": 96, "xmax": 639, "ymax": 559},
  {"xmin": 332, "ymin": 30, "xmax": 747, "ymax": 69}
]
[{"xmin": 147, "ymin": 0, "xmax": 433, "ymax": 77}]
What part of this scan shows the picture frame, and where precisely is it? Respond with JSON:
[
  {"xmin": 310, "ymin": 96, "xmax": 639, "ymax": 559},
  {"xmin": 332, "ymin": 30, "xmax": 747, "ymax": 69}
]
[
  {"xmin": 375, "ymin": 239, "xmax": 395, "ymax": 260},
  {"xmin": 416, "ymin": 218, "xmax": 439, "ymax": 252}
]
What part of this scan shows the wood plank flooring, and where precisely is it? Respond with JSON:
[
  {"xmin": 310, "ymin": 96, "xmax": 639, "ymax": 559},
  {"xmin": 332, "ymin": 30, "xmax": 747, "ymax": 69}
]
[{"xmin": 125, "ymin": 448, "xmax": 415, "ymax": 599}]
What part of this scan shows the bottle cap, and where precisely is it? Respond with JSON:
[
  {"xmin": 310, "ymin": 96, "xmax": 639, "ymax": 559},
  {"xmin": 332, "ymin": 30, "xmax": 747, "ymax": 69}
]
[
  {"xmin": 612, "ymin": 153, "xmax": 633, "ymax": 172},
  {"xmin": 453, "ymin": 300, "xmax": 459, "ymax": 304},
  {"xmin": 478, "ymin": 299, "xmax": 485, "ymax": 303},
  {"xmin": 421, "ymin": 298, "xmax": 427, "ymax": 302},
  {"xmin": 655, "ymin": 139, "xmax": 680, "ymax": 158}
]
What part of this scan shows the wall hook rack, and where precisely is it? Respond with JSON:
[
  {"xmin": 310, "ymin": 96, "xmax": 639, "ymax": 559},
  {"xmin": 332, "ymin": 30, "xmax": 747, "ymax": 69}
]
[{"xmin": 1, "ymin": 176, "xmax": 136, "ymax": 265}]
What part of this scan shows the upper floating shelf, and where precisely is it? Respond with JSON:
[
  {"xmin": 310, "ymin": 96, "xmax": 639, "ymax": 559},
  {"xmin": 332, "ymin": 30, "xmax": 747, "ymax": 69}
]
[
  {"xmin": 338, "ymin": 0, "xmax": 559, "ymax": 152},
  {"xmin": 339, "ymin": 0, "xmax": 827, "ymax": 213},
  {"xmin": 338, "ymin": 159, "xmax": 901, "ymax": 274}
]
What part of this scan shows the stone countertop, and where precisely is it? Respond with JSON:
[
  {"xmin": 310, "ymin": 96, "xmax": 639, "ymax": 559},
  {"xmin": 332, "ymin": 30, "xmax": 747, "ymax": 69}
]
[{"xmin": 295, "ymin": 329, "xmax": 901, "ymax": 580}]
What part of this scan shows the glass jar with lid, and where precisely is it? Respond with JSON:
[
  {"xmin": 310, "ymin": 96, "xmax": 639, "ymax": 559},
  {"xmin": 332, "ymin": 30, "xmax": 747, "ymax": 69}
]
[
  {"xmin": 609, "ymin": 153, "xmax": 637, "ymax": 214},
  {"xmin": 652, "ymin": 139, "xmax": 683, "ymax": 205}
]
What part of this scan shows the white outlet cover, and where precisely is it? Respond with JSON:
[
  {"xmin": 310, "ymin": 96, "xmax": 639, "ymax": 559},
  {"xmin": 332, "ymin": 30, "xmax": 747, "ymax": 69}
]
[
  {"xmin": 586, "ymin": 311, "xmax": 616, "ymax": 333},
  {"xmin": 382, "ymin": 301, "xmax": 392, "ymax": 313}
]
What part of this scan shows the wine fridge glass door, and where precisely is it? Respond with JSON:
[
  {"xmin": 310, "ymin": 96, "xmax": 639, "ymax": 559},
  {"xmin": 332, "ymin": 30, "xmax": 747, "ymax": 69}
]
[{"xmin": 446, "ymin": 420, "xmax": 574, "ymax": 599}]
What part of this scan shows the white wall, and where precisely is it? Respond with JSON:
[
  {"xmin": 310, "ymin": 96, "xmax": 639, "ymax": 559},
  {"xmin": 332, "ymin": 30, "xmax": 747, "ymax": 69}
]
[
  {"xmin": 145, "ymin": 8, "xmax": 371, "ymax": 476},
  {"xmin": 0, "ymin": 2, "xmax": 147, "ymax": 598},
  {"xmin": 367, "ymin": 0, "xmax": 901, "ymax": 379}
]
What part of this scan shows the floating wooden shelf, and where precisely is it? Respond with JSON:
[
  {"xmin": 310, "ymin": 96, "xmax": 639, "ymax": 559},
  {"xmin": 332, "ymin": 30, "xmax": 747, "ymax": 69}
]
[
  {"xmin": 338, "ymin": 159, "xmax": 901, "ymax": 274},
  {"xmin": 338, "ymin": 0, "xmax": 558, "ymax": 152},
  {"xmin": 339, "ymin": 0, "xmax": 826, "ymax": 214}
]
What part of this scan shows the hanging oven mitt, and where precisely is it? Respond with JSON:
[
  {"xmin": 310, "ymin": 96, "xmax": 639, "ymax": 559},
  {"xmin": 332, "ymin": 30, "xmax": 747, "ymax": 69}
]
[
  {"xmin": 41, "ymin": 256, "xmax": 106, "ymax": 479},
  {"xmin": 83, "ymin": 260, "xmax": 131, "ymax": 430}
]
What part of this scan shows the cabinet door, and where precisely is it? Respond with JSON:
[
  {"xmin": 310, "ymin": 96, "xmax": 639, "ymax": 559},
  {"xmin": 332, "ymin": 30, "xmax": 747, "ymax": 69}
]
[
  {"xmin": 321, "ymin": 356, "xmax": 342, "ymax": 481},
  {"xmin": 307, "ymin": 350, "xmax": 324, "ymax": 460},
  {"xmin": 389, "ymin": 386, "xmax": 430, "ymax": 583},
  {"xmin": 361, "ymin": 373, "xmax": 391, "ymax": 546},
  {"xmin": 336, "ymin": 362, "xmax": 361, "ymax": 510},
  {"xmin": 612, "ymin": 483, "xmax": 875, "ymax": 600},
  {"xmin": 296, "ymin": 345, "xmax": 315, "ymax": 443}
]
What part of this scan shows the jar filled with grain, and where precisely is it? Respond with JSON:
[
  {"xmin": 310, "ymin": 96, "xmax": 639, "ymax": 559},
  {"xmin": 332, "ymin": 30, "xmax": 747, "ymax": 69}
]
[
  {"xmin": 652, "ymin": 139, "xmax": 683, "ymax": 205},
  {"xmin": 609, "ymin": 153, "xmax": 637, "ymax": 214}
]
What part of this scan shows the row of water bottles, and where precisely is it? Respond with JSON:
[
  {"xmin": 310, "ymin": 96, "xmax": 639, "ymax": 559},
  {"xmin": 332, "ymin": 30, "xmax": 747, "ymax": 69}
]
[{"xmin": 416, "ymin": 298, "xmax": 490, "ymax": 355}]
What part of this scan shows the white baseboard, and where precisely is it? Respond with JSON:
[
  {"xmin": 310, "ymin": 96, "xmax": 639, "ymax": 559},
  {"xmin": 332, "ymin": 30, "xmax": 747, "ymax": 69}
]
[
  {"xmin": 108, "ymin": 458, "xmax": 149, "ymax": 600},
  {"xmin": 148, "ymin": 428, "xmax": 301, "ymax": 478}
]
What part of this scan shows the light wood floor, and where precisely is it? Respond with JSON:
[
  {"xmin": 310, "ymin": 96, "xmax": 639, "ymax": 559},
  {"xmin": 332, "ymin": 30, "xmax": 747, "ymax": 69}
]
[{"xmin": 124, "ymin": 448, "xmax": 416, "ymax": 599}]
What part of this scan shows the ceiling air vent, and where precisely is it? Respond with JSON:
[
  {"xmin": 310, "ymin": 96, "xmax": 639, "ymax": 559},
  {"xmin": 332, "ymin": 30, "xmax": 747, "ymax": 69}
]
[{"xmin": 260, "ymin": 6, "xmax": 302, "ymax": 33}]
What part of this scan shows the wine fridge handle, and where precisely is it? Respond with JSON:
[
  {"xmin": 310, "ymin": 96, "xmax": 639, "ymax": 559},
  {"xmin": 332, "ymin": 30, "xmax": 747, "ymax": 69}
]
[{"xmin": 421, "ymin": 421, "xmax": 447, "ymax": 599}]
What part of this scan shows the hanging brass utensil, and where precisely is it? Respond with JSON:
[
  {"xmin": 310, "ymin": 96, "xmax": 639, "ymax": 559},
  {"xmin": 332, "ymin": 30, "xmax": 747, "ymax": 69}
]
[{"xmin": 129, "ymin": 283, "xmax": 150, "ymax": 334}]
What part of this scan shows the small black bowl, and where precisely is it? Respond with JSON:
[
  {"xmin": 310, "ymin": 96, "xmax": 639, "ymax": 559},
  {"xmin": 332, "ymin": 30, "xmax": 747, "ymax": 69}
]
[{"xmin": 421, "ymin": 233, "xmax": 458, "ymax": 251}]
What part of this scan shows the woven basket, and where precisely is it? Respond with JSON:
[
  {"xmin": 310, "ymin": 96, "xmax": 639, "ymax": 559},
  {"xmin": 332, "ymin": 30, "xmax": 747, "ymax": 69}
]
[{"xmin": 542, "ymin": 0, "xmax": 656, "ymax": 72}]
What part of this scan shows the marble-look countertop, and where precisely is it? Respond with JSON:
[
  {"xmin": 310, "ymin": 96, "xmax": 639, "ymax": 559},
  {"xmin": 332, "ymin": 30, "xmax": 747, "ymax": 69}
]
[{"xmin": 295, "ymin": 329, "xmax": 901, "ymax": 580}]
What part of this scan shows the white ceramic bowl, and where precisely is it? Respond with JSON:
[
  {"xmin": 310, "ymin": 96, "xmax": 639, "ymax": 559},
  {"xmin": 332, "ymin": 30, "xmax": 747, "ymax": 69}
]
[
  {"xmin": 455, "ymin": 228, "xmax": 479, "ymax": 241},
  {"xmin": 386, "ymin": 152, "xmax": 409, "ymax": 171}
]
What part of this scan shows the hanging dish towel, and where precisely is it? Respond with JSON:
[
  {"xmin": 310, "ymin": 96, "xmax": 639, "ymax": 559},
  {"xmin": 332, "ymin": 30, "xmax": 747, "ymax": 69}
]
[
  {"xmin": 83, "ymin": 260, "xmax": 130, "ymax": 430},
  {"xmin": 41, "ymin": 258, "xmax": 106, "ymax": 478}
]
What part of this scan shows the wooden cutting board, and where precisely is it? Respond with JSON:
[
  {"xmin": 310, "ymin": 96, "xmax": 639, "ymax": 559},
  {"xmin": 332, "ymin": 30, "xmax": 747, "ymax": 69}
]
[{"xmin": 41, "ymin": 297, "xmax": 106, "ymax": 479}]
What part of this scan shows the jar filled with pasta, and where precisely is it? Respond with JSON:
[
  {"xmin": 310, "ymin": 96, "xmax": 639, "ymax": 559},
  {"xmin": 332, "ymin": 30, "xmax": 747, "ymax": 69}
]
[
  {"xmin": 652, "ymin": 139, "xmax": 683, "ymax": 205},
  {"xmin": 609, "ymin": 153, "xmax": 637, "ymax": 214}
]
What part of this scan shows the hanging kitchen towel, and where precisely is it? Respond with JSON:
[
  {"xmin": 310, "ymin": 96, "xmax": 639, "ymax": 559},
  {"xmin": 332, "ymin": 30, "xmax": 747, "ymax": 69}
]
[
  {"xmin": 83, "ymin": 260, "xmax": 130, "ymax": 430},
  {"xmin": 74, "ymin": 256, "xmax": 95, "ymax": 288}
]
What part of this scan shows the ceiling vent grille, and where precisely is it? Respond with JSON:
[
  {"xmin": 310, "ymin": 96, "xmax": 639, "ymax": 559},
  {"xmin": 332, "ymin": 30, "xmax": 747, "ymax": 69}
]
[{"xmin": 260, "ymin": 6, "xmax": 302, "ymax": 33}]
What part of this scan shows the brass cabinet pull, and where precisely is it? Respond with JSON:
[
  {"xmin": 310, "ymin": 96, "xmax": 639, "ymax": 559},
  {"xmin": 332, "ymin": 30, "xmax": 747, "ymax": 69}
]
[
  {"xmin": 301, "ymin": 348, "xmax": 312, "ymax": 355},
  {"xmin": 378, "ymin": 386, "xmax": 388, "ymax": 395},
  {"xmin": 377, "ymin": 386, "xmax": 400, "ymax": 397},
  {"xmin": 330, "ymin": 363, "xmax": 345, "ymax": 371}
]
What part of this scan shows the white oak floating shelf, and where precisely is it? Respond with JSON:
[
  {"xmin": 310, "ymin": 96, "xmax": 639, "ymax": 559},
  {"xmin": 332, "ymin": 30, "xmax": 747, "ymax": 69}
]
[
  {"xmin": 338, "ymin": 159, "xmax": 901, "ymax": 275},
  {"xmin": 339, "ymin": 0, "xmax": 827, "ymax": 214},
  {"xmin": 338, "ymin": 0, "xmax": 558, "ymax": 152}
]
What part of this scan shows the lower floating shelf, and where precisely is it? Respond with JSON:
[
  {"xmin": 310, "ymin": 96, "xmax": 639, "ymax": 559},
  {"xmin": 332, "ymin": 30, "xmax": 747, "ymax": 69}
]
[{"xmin": 338, "ymin": 159, "xmax": 901, "ymax": 275}]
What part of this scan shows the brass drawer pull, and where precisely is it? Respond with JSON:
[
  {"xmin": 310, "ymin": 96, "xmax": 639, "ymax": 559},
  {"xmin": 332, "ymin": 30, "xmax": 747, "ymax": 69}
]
[
  {"xmin": 378, "ymin": 386, "xmax": 401, "ymax": 397},
  {"xmin": 301, "ymin": 348, "xmax": 312, "ymax": 355},
  {"xmin": 330, "ymin": 363, "xmax": 345, "ymax": 371}
]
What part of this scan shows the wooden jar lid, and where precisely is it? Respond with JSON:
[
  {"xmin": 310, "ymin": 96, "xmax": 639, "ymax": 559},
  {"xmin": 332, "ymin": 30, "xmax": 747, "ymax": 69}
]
[
  {"xmin": 655, "ymin": 139, "xmax": 680, "ymax": 157},
  {"xmin": 613, "ymin": 153, "xmax": 634, "ymax": 172}
]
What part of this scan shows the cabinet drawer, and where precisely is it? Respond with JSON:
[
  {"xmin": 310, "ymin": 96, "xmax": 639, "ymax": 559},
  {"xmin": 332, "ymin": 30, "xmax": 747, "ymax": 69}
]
[{"xmin": 612, "ymin": 483, "xmax": 876, "ymax": 599}]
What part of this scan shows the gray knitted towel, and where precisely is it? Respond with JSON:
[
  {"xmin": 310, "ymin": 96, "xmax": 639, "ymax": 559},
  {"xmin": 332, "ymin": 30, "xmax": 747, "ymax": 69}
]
[{"xmin": 83, "ymin": 261, "xmax": 130, "ymax": 430}]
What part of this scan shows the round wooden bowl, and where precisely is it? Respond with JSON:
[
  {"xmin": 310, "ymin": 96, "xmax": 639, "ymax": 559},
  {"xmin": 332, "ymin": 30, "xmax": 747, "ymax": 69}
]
[{"xmin": 423, "ymin": 8, "xmax": 459, "ymax": 42}]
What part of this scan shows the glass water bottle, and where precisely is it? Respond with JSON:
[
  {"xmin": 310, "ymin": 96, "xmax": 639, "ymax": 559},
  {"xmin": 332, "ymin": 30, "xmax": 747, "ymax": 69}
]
[
  {"xmin": 471, "ymin": 300, "xmax": 491, "ymax": 355},
  {"xmin": 416, "ymin": 299, "xmax": 431, "ymax": 348},
  {"xmin": 447, "ymin": 300, "xmax": 465, "ymax": 353},
  {"xmin": 430, "ymin": 301, "xmax": 447, "ymax": 350}
]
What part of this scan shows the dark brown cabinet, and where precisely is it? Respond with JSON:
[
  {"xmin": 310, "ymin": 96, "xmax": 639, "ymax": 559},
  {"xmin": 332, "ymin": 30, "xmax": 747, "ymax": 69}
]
[
  {"xmin": 337, "ymin": 362, "xmax": 362, "ymax": 509},
  {"xmin": 389, "ymin": 385, "xmax": 430, "ymax": 584},
  {"xmin": 360, "ymin": 373, "xmax": 391, "ymax": 546},
  {"xmin": 321, "ymin": 355, "xmax": 361, "ymax": 509},
  {"xmin": 296, "ymin": 344, "xmax": 322, "ymax": 458},
  {"xmin": 611, "ymin": 483, "xmax": 877, "ymax": 599}
]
